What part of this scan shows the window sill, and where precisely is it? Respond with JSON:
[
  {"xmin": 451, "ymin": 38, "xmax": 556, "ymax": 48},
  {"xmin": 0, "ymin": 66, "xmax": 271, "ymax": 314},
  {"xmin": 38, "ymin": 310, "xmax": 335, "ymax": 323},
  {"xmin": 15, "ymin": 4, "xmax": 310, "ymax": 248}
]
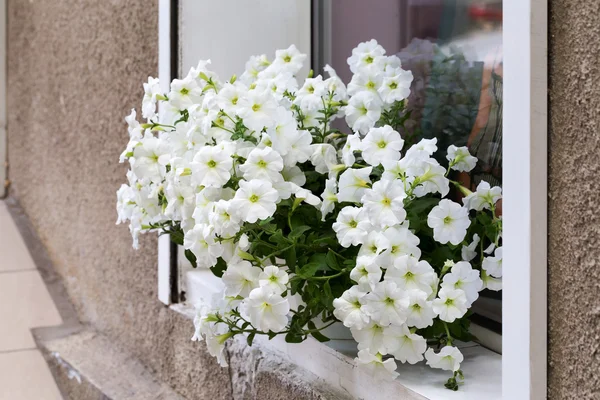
[{"xmin": 173, "ymin": 270, "xmax": 501, "ymax": 400}]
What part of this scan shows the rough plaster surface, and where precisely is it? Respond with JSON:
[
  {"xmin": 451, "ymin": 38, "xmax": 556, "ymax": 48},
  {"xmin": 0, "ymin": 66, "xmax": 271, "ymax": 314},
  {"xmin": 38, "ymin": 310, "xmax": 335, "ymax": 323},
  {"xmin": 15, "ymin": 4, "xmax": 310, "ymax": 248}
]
[
  {"xmin": 6, "ymin": 1, "xmax": 231, "ymax": 398},
  {"xmin": 549, "ymin": 1, "xmax": 600, "ymax": 399}
]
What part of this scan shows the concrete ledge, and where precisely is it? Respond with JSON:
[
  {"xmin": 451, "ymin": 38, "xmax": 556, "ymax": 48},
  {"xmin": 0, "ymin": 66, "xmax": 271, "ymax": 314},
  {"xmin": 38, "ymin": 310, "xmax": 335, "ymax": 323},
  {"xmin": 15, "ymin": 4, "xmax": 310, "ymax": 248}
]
[{"xmin": 38, "ymin": 329, "xmax": 185, "ymax": 400}]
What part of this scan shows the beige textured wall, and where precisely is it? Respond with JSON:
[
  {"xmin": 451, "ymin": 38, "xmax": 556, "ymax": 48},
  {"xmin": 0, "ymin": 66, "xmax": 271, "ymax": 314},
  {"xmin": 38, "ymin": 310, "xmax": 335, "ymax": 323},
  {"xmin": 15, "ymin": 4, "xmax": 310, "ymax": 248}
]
[
  {"xmin": 6, "ymin": 1, "xmax": 231, "ymax": 398},
  {"xmin": 549, "ymin": 1, "xmax": 600, "ymax": 399}
]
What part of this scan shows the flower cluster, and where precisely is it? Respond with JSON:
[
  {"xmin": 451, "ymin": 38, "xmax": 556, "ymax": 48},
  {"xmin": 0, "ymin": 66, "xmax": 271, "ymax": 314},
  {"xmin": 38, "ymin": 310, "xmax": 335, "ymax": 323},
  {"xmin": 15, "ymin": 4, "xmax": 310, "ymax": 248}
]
[{"xmin": 117, "ymin": 39, "xmax": 502, "ymax": 390}]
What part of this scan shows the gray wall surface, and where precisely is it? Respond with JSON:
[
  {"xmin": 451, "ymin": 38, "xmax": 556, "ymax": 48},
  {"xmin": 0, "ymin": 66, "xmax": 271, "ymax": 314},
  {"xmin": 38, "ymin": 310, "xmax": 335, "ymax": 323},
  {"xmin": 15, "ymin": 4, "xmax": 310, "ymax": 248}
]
[{"xmin": 548, "ymin": 1, "xmax": 600, "ymax": 399}]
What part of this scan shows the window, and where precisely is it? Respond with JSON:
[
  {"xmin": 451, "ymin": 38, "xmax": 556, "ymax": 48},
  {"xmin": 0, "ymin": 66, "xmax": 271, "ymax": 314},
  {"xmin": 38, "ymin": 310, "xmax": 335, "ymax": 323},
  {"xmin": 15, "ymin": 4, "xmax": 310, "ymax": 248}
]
[{"xmin": 158, "ymin": 0, "xmax": 547, "ymax": 398}]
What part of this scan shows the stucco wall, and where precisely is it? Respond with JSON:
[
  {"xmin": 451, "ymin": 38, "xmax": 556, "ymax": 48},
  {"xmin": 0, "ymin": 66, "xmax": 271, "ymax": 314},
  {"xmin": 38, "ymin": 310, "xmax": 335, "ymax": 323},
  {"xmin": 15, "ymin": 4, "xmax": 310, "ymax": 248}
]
[
  {"xmin": 549, "ymin": 1, "xmax": 600, "ymax": 399},
  {"xmin": 6, "ymin": 1, "xmax": 231, "ymax": 398}
]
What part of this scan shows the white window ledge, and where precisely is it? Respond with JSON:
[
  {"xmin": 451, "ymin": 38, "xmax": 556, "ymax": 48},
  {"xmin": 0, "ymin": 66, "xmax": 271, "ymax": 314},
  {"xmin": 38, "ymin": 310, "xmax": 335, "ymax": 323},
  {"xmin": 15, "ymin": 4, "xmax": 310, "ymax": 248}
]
[{"xmin": 174, "ymin": 270, "xmax": 501, "ymax": 400}]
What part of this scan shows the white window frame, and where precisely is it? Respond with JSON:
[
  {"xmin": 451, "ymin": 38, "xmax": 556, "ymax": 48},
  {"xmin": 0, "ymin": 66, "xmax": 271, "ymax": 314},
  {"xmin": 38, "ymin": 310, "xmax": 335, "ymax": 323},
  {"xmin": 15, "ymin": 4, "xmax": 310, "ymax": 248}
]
[{"xmin": 157, "ymin": 0, "xmax": 548, "ymax": 398}]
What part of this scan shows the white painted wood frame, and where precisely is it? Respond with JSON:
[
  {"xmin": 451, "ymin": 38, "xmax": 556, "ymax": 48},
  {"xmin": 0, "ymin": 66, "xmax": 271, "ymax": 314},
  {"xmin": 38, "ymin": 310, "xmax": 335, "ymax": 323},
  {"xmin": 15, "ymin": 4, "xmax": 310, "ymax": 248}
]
[{"xmin": 502, "ymin": 0, "xmax": 548, "ymax": 399}]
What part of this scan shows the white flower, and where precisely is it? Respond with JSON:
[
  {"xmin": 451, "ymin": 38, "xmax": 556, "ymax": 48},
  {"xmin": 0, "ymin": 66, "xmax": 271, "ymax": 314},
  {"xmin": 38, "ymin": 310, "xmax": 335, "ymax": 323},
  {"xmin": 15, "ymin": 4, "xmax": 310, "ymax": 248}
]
[
  {"xmin": 350, "ymin": 256, "xmax": 382, "ymax": 291},
  {"xmin": 183, "ymin": 224, "xmax": 224, "ymax": 268},
  {"xmin": 310, "ymin": 144, "xmax": 338, "ymax": 174},
  {"xmin": 272, "ymin": 44, "xmax": 307, "ymax": 74},
  {"xmin": 364, "ymin": 281, "xmax": 409, "ymax": 326},
  {"xmin": 427, "ymin": 199, "xmax": 471, "ymax": 245},
  {"xmin": 356, "ymin": 350, "xmax": 399, "ymax": 381},
  {"xmin": 142, "ymin": 77, "xmax": 161, "ymax": 119},
  {"xmin": 240, "ymin": 147, "xmax": 284, "ymax": 182},
  {"xmin": 333, "ymin": 286, "xmax": 370, "ymax": 329},
  {"xmin": 131, "ymin": 135, "xmax": 170, "ymax": 182},
  {"xmin": 337, "ymin": 167, "xmax": 373, "ymax": 203},
  {"xmin": 383, "ymin": 324, "xmax": 427, "ymax": 364},
  {"xmin": 441, "ymin": 261, "xmax": 483, "ymax": 306},
  {"xmin": 320, "ymin": 178, "xmax": 338, "ymax": 220},
  {"xmin": 266, "ymin": 107, "xmax": 297, "ymax": 155},
  {"xmin": 347, "ymin": 69, "xmax": 383, "ymax": 96},
  {"xmin": 481, "ymin": 269, "xmax": 502, "ymax": 291},
  {"xmin": 412, "ymin": 159, "xmax": 450, "ymax": 197},
  {"xmin": 345, "ymin": 91, "xmax": 383, "ymax": 135},
  {"xmin": 190, "ymin": 146, "xmax": 233, "ymax": 187},
  {"xmin": 290, "ymin": 183, "xmax": 321, "ymax": 207},
  {"xmin": 447, "ymin": 145, "xmax": 477, "ymax": 172},
  {"xmin": 405, "ymin": 138, "xmax": 438, "ymax": 159},
  {"xmin": 347, "ymin": 39, "xmax": 386, "ymax": 73},
  {"xmin": 342, "ymin": 134, "xmax": 362, "ymax": 167},
  {"xmin": 361, "ymin": 179, "xmax": 407, "ymax": 228},
  {"xmin": 209, "ymin": 200, "xmax": 241, "ymax": 237},
  {"xmin": 245, "ymin": 286, "xmax": 290, "ymax": 332},
  {"xmin": 221, "ymin": 260, "xmax": 261, "ymax": 298},
  {"xmin": 217, "ymin": 81, "xmax": 246, "ymax": 114},
  {"xmin": 461, "ymin": 233, "xmax": 480, "ymax": 262},
  {"xmin": 358, "ymin": 231, "xmax": 391, "ymax": 264},
  {"xmin": 361, "ymin": 126, "xmax": 404, "ymax": 166},
  {"xmin": 352, "ymin": 321, "xmax": 387, "ymax": 354},
  {"xmin": 258, "ymin": 266, "xmax": 289, "ymax": 295},
  {"xmin": 230, "ymin": 179, "xmax": 279, "ymax": 223},
  {"xmin": 169, "ymin": 75, "xmax": 202, "ymax": 110},
  {"xmin": 425, "ymin": 346, "xmax": 464, "ymax": 372},
  {"xmin": 432, "ymin": 287, "xmax": 468, "ymax": 323},
  {"xmin": 283, "ymin": 129, "xmax": 313, "ymax": 166},
  {"xmin": 384, "ymin": 225, "xmax": 421, "ymax": 261},
  {"xmin": 378, "ymin": 70, "xmax": 413, "ymax": 104},
  {"xmin": 463, "ymin": 181, "xmax": 502, "ymax": 211},
  {"xmin": 482, "ymin": 247, "xmax": 503, "ymax": 277},
  {"xmin": 386, "ymin": 255, "xmax": 436, "ymax": 295},
  {"xmin": 240, "ymin": 54, "xmax": 270, "ymax": 85},
  {"xmin": 332, "ymin": 206, "xmax": 371, "ymax": 247},
  {"xmin": 405, "ymin": 290, "xmax": 436, "ymax": 329},
  {"xmin": 237, "ymin": 89, "xmax": 278, "ymax": 132}
]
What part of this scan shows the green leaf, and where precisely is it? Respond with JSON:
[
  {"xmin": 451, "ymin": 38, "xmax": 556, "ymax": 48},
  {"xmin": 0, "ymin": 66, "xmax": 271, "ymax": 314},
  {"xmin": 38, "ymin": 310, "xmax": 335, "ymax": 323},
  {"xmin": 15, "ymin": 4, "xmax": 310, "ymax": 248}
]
[
  {"xmin": 325, "ymin": 250, "xmax": 341, "ymax": 271},
  {"xmin": 210, "ymin": 257, "xmax": 227, "ymax": 278},
  {"xmin": 284, "ymin": 331, "xmax": 304, "ymax": 343},
  {"xmin": 307, "ymin": 320, "xmax": 330, "ymax": 343},
  {"xmin": 184, "ymin": 250, "xmax": 197, "ymax": 268},
  {"xmin": 289, "ymin": 225, "xmax": 311, "ymax": 241},
  {"xmin": 284, "ymin": 246, "xmax": 297, "ymax": 270},
  {"xmin": 297, "ymin": 262, "xmax": 321, "ymax": 278},
  {"xmin": 247, "ymin": 332, "xmax": 256, "ymax": 346}
]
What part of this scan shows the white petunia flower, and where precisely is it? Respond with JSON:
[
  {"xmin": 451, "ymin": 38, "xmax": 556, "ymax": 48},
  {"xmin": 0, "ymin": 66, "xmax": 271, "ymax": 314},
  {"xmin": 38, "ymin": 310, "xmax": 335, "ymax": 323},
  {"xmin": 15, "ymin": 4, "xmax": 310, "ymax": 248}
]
[
  {"xmin": 258, "ymin": 266, "xmax": 289, "ymax": 295},
  {"xmin": 332, "ymin": 206, "xmax": 372, "ymax": 247},
  {"xmin": 168, "ymin": 75, "xmax": 202, "ymax": 110},
  {"xmin": 361, "ymin": 179, "xmax": 407, "ymax": 228},
  {"xmin": 272, "ymin": 44, "xmax": 307, "ymax": 75},
  {"xmin": 463, "ymin": 181, "xmax": 502, "ymax": 211},
  {"xmin": 221, "ymin": 260, "xmax": 261, "ymax": 298},
  {"xmin": 386, "ymin": 255, "xmax": 436, "ymax": 295},
  {"xmin": 342, "ymin": 134, "xmax": 362, "ymax": 167},
  {"xmin": 405, "ymin": 290, "xmax": 436, "ymax": 329},
  {"xmin": 405, "ymin": 138, "xmax": 438, "ymax": 159},
  {"xmin": 352, "ymin": 321, "xmax": 387, "ymax": 354},
  {"xmin": 245, "ymin": 286, "xmax": 290, "ymax": 332},
  {"xmin": 358, "ymin": 231, "xmax": 391, "ymax": 264},
  {"xmin": 240, "ymin": 147, "xmax": 284, "ymax": 182},
  {"xmin": 356, "ymin": 350, "xmax": 399, "ymax": 381},
  {"xmin": 425, "ymin": 346, "xmax": 464, "ymax": 372},
  {"xmin": 347, "ymin": 69, "xmax": 383, "ymax": 96},
  {"xmin": 230, "ymin": 179, "xmax": 279, "ymax": 223},
  {"xmin": 310, "ymin": 144, "xmax": 338, "ymax": 174},
  {"xmin": 320, "ymin": 178, "xmax": 338, "ymax": 220},
  {"xmin": 427, "ymin": 199, "xmax": 471, "ymax": 245},
  {"xmin": 209, "ymin": 199, "xmax": 241, "ymax": 237},
  {"xmin": 337, "ymin": 167, "xmax": 373, "ymax": 203},
  {"xmin": 183, "ymin": 224, "xmax": 224, "ymax": 268},
  {"xmin": 432, "ymin": 287, "xmax": 468, "ymax": 323},
  {"xmin": 361, "ymin": 125, "xmax": 404, "ymax": 167},
  {"xmin": 333, "ymin": 285, "xmax": 370, "ymax": 330},
  {"xmin": 283, "ymin": 129, "xmax": 313, "ymax": 166},
  {"xmin": 481, "ymin": 269, "xmax": 502, "ymax": 291},
  {"xmin": 411, "ymin": 159, "xmax": 450, "ymax": 198},
  {"xmin": 345, "ymin": 91, "xmax": 383, "ymax": 135},
  {"xmin": 142, "ymin": 77, "xmax": 161, "ymax": 119},
  {"xmin": 441, "ymin": 261, "xmax": 483, "ymax": 306},
  {"xmin": 190, "ymin": 146, "xmax": 233, "ymax": 188},
  {"xmin": 347, "ymin": 39, "xmax": 386, "ymax": 73},
  {"xmin": 384, "ymin": 225, "xmax": 421, "ymax": 261},
  {"xmin": 350, "ymin": 256, "xmax": 383, "ymax": 291},
  {"xmin": 364, "ymin": 281, "xmax": 409, "ymax": 326},
  {"xmin": 131, "ymin": 135, "xmax": 170, "ymax": 183},
  {"xmin": 383, "ymin": 324, "xmax": 427, "ymax": 364},
  {"xmin": 482, "ymin": 247, "xmax": 503, "ymax": 277},
  {"xmin": 461, "ymin": 233, "xmax": 480, "ymax": 262},
  {"xmin": 378, "ymin": 70, "xmax": 413, "ymax": 104},
  {"xmin": 290, "ymin": 183, "xmax": 321, "ymax": 207},
  {"xmin": 237, "ymin": 89, "xmax": 279, "ymax": 132},
  {"xmin": 447, "ymin": 145, "xmax": 477, "ymax": 172}
]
